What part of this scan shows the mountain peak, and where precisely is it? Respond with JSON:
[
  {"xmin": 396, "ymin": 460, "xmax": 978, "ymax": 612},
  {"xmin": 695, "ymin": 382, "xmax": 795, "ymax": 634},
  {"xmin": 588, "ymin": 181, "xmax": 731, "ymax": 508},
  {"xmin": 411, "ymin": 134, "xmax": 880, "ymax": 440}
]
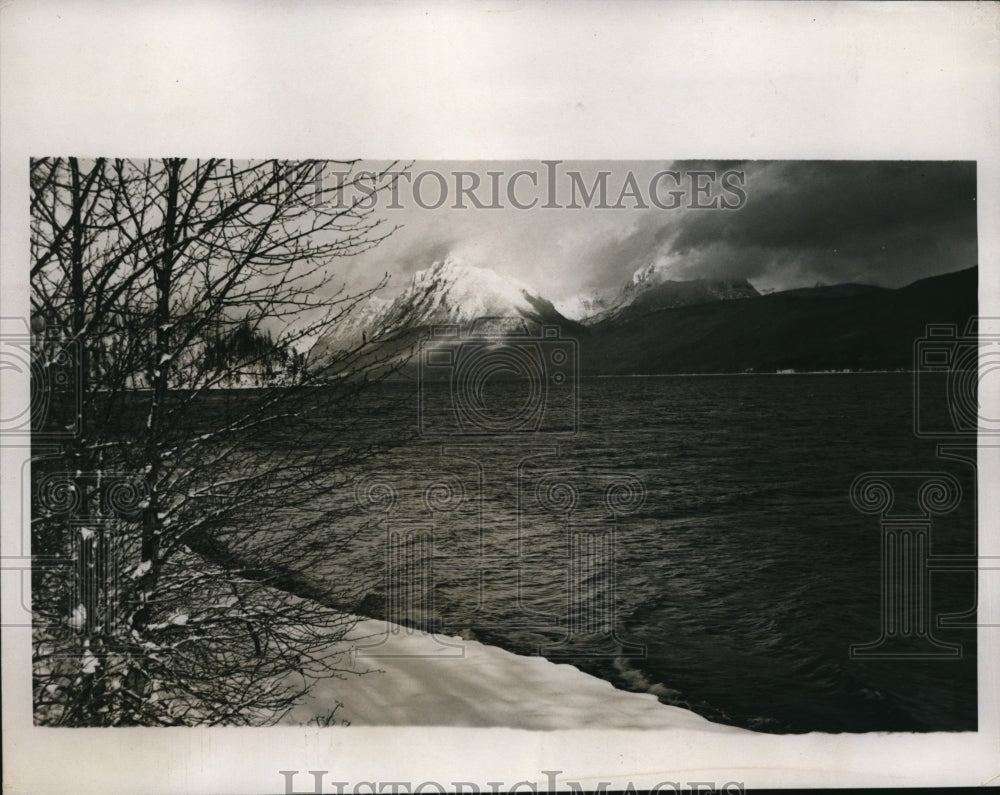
[
  {"xmin": 562, "ymin": 267, "xmax": 761, "ymax": 325},
  {"xmin": 309, "ymin": 258, "xmax": 574, "ymax": 358},
  {"xmin": 628, "ymin": 277, "xmax": 760, "ymax": 310},
  {"xmin": 630, "ymin": 262, "xmax": 667, "ymax": 288},
  {"xmin": 397, "ymin": 257, "xmax": 539, "ymax": 325},
  {"xmin": 625, "ymin": 262, "xmax": 758, "ymax": 300}
]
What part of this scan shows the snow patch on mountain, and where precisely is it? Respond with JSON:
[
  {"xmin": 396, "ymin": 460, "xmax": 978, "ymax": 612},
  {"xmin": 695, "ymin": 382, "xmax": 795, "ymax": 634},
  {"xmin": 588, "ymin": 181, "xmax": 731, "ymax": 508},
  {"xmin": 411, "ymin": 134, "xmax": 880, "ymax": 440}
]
[
  {"xmin": 565, "ymin": 262, "xmax": 760, "ymax": 324},
  {"xmin": 392, "ymin": 258, "xmax": 541, "ymax": 325},
  {"xmin": 554, "ymin": 292, "xmax": 615, "ymax": 321},
  {"xmin": 624, "ymin": 262, "xmax": 758, "ymax": 303},
  {"xmin": 311, "ymin": 258, "xmax": 571, "ymax": 357}
]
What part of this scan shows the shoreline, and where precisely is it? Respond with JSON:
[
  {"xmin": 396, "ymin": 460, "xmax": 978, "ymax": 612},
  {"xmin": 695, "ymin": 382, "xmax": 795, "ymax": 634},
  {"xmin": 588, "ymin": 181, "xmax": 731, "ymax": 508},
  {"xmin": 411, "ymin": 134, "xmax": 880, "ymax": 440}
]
[
  {"xmin": 278, "ymin": 611, "xmax": 751, "ymax": 733},
  {"xmin": 112, "ymin": 548, "xmax": 753, "ymax": 732}
]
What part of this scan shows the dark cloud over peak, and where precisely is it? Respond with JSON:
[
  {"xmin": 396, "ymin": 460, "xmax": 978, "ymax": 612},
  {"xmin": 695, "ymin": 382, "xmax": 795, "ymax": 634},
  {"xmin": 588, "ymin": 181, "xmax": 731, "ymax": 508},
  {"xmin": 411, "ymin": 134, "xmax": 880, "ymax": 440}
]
[
  {"xmin": 598, "ymin": 160, "xmax": 977, "ymax": 293},
  {"xmin": 346, "ymin": 159, "xmax": 977, "ymax": 303},
  {"xmin": 670, "ymin": 161, "xmax": 976, "ymax": 255}
]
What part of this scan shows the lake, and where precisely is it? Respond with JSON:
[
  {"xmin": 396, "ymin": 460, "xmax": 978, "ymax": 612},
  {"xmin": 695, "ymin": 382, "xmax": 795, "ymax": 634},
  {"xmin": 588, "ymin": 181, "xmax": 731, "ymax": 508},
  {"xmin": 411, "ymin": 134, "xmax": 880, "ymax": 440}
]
[{"xmin": 249, "ymin": 372, "xmax": 979, "ymax": 733}]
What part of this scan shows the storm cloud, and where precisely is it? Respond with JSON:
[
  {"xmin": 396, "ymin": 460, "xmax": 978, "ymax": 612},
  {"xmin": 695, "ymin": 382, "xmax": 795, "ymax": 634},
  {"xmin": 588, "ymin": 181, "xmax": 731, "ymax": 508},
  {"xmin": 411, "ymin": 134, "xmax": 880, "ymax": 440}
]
[
  {"xmin": 660, "ymin": 160, "xmax": 977, "ymax": 290},
  {"xmin": 341, "ymin": 160, "xmax": 977, "ymax": 302}
]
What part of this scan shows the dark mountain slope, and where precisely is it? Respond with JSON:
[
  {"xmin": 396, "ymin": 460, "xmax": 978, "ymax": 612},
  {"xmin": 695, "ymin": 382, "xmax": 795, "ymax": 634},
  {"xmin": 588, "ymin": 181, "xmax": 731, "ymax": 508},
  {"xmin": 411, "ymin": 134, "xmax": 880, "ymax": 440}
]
[
  {"xmin": 773, "ymin": 283, "xmax": 889, "ymax": 299},
  {"xmin": 581, "ymin": 267, "xmax": 977, "ymax": 374}
]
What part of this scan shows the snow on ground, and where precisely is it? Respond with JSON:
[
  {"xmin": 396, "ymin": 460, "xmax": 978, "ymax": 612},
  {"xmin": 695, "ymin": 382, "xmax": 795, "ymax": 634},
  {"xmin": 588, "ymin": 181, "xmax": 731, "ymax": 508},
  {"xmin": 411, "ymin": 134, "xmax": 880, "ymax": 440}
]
[{"xmin": 280, "ymin": 615, "xmax": 748, "ymax": 732}]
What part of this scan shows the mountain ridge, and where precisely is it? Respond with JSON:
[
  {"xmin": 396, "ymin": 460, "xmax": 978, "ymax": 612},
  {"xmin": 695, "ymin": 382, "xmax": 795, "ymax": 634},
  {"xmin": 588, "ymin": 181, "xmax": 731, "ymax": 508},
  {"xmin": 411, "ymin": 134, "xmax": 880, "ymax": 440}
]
[
  {"xmin": 309, "ymin": 258, "xmax": 578, "ymax": 361},
  {"xmin": 306, "ymin": 260, "xmax": 976, "ymax": 377},
  {"xmin": 581, "ymin": 266, "xmax": 977, "ymax": 374},
  {"xmin": 560, "ymin": 264, "xmax": 761, "ymax": 325}
]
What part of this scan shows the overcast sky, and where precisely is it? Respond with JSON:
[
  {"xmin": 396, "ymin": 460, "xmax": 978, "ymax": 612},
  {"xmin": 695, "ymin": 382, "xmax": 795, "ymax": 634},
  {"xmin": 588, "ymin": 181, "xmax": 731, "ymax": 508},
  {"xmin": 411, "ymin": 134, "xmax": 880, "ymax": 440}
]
[{"xmin": 330, "ymin": 160, "xmax": 977, "ymax": 302}]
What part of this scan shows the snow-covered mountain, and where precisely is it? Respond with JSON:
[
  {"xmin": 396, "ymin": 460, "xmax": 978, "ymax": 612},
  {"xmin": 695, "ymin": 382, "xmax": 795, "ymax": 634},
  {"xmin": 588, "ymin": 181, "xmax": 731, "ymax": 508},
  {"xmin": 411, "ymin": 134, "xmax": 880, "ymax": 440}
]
[
  {"xmin": 309, "ymin": 258, "xmax": 575, "ymax": 358},
  {"xmin": 560, "ymin": 262, "xmax": 760, "ymax": 325},
  {"xmin": 308, "ymin": 256, "xmax": 763, "ymax": 366},
  {"xmin": 387, "ymin": 258, "xmax": 560, "ymax": 326},
  {"xmin": 553, "ymin": 292, "xmax": 616, "ymax": 322},
  {"xmin": 316, "ymin": 294, "xmax": 392, "ymax": 352}
]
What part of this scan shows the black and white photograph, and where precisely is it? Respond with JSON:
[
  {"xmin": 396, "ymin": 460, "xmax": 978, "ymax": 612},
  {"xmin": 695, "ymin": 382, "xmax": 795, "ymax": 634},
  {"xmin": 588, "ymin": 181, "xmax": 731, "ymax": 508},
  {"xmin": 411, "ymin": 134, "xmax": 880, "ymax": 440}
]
[
  {"xmin": 23, "ymin": 157, "xmax": 981, "ymax": 735},
  {"xmin": 2, "ymin": 3, "xmax": 999, "ymax": 793}
]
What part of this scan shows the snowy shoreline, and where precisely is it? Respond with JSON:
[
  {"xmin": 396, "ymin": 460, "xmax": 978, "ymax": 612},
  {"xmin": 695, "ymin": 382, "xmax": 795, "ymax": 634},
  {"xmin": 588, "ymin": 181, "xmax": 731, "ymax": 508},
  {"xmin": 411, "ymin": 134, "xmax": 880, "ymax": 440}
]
[{"xmin": 279, "ymin": 613, "xmax": 750, "ymax": 733}]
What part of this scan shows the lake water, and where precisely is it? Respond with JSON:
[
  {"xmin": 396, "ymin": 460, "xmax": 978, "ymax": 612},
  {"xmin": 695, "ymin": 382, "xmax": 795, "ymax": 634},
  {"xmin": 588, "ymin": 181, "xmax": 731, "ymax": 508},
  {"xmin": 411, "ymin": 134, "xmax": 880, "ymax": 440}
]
[{"xmin": 262, "ymin": 372, "xmax": 978, "ymax": 733}]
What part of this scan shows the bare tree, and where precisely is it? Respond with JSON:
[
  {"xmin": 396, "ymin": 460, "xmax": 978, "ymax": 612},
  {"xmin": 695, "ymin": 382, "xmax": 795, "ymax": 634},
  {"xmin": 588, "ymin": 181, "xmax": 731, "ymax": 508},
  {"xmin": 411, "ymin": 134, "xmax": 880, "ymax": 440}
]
[{"xmin": 31, "ymin": 158, "xmax": 414, "ymax": 726}]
